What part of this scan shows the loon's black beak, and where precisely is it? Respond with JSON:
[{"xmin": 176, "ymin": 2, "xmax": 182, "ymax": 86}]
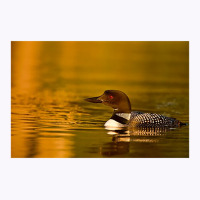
[{"xmin": 84, "ymin": 96, "xmax": 102, "ymax": 103}]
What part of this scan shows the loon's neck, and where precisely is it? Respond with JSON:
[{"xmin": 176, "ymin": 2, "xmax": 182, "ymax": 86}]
[
  {"xmin": 104, "ymin": 112, "xmax": 131, "ymax": 128},
  {"xmin": 112, "ymin": 112, "xmax": 131, "ymax": 121}
]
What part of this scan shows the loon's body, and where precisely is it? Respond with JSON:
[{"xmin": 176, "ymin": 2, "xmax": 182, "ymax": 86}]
[
  {"xmin": 106, "ymin": 111, "xmax": 182, "ymax": 128},
  {"xmin": 85, "ymin": 90, "xmax": 186, "ymax": 129}
]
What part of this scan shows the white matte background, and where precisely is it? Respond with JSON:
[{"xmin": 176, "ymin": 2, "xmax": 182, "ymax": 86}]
[{"xmin": 0, "ymin": 0, "xmax": 199, "ymax": 200}]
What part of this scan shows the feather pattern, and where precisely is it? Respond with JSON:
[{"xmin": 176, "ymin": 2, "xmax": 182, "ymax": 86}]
[{"xmin": 129, "ymin": 111, "xmax": 181, "ymax": 128}]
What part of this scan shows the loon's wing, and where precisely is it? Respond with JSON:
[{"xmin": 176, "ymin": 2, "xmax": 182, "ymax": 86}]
[{"xmin": 130, "ymin": 112, "xmax": 182, "ymax": 128}]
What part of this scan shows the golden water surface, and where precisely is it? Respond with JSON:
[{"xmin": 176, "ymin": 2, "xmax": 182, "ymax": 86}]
[{"xmin": 11, "ymin": 41, "xmax": 189, "ymax": 158}]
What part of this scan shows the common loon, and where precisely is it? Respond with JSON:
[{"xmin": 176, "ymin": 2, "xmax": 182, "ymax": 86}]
[{"xmin": 85, "ymin": 90, "xmax": 186, "ymax": 129}]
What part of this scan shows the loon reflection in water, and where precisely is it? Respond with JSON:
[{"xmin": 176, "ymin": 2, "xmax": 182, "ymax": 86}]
[
  {"xmin": 100, "ymin": 127, "xmax": 179, "ymax": 156},
  {"xmin": 107, "ymin": 126, "xmax": 171, "ymax": 143}
]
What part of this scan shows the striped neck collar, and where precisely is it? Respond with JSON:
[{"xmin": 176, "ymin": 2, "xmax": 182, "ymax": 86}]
[{"xmin": 111, "ymin": 113, "xmax": 131, "ymax": 124}]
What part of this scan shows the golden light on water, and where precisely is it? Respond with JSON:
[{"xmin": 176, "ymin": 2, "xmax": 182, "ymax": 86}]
[{"xmin": 11, "ymin": 41, "xmax": 189, "ymax": 158}]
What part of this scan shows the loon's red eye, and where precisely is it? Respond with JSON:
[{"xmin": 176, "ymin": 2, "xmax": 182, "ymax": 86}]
[{"xmin": 109, "ymin": 95, "xmax": 113, "ymax": 99}]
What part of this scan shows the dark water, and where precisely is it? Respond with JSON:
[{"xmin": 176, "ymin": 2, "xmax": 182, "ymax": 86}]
[{"xmin": 11, "ymin": 41, "xmax": 189, "ymax": 158}]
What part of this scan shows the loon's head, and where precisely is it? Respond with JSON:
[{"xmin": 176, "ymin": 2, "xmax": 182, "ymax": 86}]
[{"xmin": 85, "ymin": 90, "xmax": 131, "ymax": 113}]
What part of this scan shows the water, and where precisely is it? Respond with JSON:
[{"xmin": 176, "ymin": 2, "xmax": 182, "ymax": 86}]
[{"xmin": 11, "ymin": 41, "xmax": 189, "ymax": 158}]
